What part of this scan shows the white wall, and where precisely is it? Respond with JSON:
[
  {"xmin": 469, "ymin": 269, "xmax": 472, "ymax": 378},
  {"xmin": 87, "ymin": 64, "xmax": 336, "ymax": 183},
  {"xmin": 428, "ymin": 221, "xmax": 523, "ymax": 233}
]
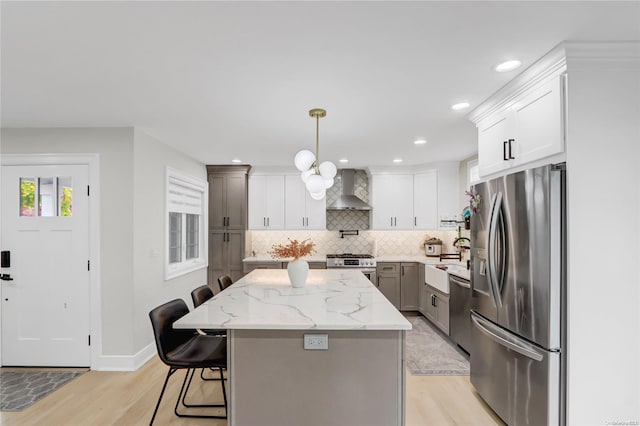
[
  {"xmin": 0, "ymin": 127, "xmax": 208, "ymax": 365},
  {"xmin": 565, "ymin": 59, "xmax": 640, "ymax": 424},
  {"xmin": 1, "ymin": 127, "xmax": 136, "ymax": 355},
  {"xmin": 132, "ymin": 129, "xmax": 207, "ymax": 353}
]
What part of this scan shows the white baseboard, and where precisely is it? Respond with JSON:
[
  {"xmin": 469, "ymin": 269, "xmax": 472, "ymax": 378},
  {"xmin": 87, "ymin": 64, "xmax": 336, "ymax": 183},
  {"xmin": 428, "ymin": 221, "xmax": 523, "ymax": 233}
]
[{"xmin": 93, "ymin": 342, "xmax": 156, "ymax": 371}]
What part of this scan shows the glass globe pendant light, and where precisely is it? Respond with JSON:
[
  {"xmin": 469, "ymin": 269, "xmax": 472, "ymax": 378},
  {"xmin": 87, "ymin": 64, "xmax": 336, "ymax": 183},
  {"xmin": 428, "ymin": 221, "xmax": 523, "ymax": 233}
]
[{"xmin": 294, "ymin": 108, "xmax": 337, "ymax": 199}]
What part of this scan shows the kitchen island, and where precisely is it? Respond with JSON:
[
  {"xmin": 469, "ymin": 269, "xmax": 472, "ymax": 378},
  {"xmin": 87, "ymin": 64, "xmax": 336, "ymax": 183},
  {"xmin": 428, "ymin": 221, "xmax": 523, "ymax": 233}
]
[{"xmin": 174, "ymin": 268, "xmax": 411, "ymax": 426}]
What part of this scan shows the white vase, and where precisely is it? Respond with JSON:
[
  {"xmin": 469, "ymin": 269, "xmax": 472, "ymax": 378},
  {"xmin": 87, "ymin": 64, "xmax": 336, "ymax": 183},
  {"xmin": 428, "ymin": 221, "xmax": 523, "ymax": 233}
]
[{"xmin": 287, "ymin": 259, "xmax": 309, "ymax": 288}]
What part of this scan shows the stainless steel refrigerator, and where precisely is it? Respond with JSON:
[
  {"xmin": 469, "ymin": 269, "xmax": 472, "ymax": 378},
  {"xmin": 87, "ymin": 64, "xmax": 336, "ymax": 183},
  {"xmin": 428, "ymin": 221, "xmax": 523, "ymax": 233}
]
[{"xmin": 470, "ymin": 164, "xmax": 566, "ymax": 426}]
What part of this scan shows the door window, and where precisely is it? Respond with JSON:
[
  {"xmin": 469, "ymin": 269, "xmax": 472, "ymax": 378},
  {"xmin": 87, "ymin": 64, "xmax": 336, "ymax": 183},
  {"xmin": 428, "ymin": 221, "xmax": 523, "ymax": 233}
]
[{"xmin": 20, "ymin": 176, "xmax": 73, "ymax": 217}]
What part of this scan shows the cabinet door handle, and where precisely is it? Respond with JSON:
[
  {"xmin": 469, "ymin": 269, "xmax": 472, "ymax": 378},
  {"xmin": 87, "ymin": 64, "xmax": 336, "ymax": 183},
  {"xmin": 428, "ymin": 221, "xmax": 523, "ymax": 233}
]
[
  {"xmin": 401, "ymin": 266, "xmax": 405, "ymax": 276},
  {"xmin": 390, "ymin": 217, "xmax": 393, "ymax": 226},
  {"xmin": 395, "ymin": 217, "xmax": 397, "ymax": 226},
  {"xmin": 503, "ymin": 140, "xmax": 509, "ymax": 161},
  {"xmin": 267, "ymin": 217, "xmax": 270, "ymax": 227},
  {"xmin": 508, "ymin": 139, "xmax": 515, "ymax": 159},
  {"xmin": 414, "ymin": 217, "xmax": 417, "ymax": 226}
]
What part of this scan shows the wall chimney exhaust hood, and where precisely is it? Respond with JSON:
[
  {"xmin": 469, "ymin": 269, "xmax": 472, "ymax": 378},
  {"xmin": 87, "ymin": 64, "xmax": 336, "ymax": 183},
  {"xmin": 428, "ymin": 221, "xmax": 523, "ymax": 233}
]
[{"xmin": 327, "ymin": 169, "xmax": 372, "ymax": 211}]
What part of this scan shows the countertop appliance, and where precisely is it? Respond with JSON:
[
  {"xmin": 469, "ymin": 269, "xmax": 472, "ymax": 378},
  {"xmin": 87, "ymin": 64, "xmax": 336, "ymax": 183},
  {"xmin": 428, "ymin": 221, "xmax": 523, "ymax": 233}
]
[
  {"xmin": 326, "ymin": 253, "xmax": 376, "ymax": 286},
  {"xmin": 424, "ymin": 238, "xmax": 442, "ymax": 257},
  {"xmin": 470, "ymin": 164, "xmax": 566, "ymax": 426},
  {"xmin": 449, "ymin": 274, "xmax": 471, "ymax": 354}
]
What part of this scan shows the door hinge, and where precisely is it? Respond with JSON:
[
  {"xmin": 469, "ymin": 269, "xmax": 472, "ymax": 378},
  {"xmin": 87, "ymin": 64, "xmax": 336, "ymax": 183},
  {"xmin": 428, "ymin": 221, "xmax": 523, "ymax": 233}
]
[
  {"xmin": 88, "ymin": 335, "xmax": 91, "ymax": 346},
  {"xmin": 87, "ymin": 260, "xmax": 90, "ymax": 271},
  {"xmin": 87, "ymin": 185, "xmax": 90, "ymax": 196}
]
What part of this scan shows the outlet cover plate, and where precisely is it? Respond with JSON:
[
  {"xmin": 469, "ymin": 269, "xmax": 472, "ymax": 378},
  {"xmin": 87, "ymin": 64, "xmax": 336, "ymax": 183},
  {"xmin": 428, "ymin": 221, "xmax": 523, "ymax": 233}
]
[{"xmin": 304, "ymin": 334, "xmax": 328, "ymax": 350}]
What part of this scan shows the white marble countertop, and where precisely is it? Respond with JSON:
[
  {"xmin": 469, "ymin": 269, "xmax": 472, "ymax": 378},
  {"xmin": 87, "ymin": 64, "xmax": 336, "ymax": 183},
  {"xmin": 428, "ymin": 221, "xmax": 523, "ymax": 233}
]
[
  {"xmin": 174, "ymin": 269, "xmax": 412, "ymax": 331},
  {"xmin": 243, "ymin": 254, "xmax": 469, "ymax": 266}
]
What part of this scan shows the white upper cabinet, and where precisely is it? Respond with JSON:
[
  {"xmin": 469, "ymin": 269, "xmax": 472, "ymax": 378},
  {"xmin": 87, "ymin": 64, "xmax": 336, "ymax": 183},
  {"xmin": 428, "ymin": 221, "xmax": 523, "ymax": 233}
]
[
  {"xmin": 371, "ymin": 166, "xmax": 459, "ymax": 231},
  {"xmin": 371, "ymin": 174, "xmax": 414, "ymax": 229},
  {"xmin": 413, "ymin": 171, "xmax": 438, "ymax": 230},
  {"xmin": 248, "ymin": 175, "xmax": 285, "ymax": 229},
  {"xmin": 475, "ymin": 74, "xmax": 566, "ymax": 177},
  {"xmin": 284, "ymin": 175, "xmax": 326, "ymax": 230}
]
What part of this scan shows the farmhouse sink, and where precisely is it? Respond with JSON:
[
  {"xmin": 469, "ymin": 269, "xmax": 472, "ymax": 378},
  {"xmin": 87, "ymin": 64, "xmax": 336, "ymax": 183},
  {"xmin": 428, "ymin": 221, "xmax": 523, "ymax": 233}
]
[
  {"xmin": 425, "ymin": 266, "xmax": 450, "ymax": 294},
  {"xmin": 444, "ymin": 264, "xmax": 471, "ymax": 281},
  {"xmin": 425, "ymin": 264, "xmax": 470, "ymax": 294}
]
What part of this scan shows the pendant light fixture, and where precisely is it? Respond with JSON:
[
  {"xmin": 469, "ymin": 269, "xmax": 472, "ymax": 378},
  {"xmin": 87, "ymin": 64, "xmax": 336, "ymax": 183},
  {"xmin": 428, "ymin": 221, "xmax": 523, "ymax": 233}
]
[{"xmin": 294, "ymin": 108, "xmax": 337, "ymax": 200}]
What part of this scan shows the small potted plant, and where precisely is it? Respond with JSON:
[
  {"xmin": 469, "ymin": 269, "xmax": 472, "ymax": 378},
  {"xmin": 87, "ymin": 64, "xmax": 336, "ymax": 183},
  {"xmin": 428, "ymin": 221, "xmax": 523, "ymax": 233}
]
[{"xmin": 269, "ymin": 238, "xmax": 315, "ymax": 287}]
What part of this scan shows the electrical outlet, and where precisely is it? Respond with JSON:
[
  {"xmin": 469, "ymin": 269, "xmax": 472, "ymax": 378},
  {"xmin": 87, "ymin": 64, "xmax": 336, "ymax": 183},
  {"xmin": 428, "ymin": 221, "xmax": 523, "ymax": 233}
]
[{"xmin": 304, "ymin": 334, "xmax": 328, "ymax": 350}]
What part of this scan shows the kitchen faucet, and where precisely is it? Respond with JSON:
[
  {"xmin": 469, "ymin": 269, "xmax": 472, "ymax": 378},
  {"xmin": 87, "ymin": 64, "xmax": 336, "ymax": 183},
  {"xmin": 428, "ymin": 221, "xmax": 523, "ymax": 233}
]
[{"xmin": 453, "ymin": 236, "xmax": 471, "ymax": 260}]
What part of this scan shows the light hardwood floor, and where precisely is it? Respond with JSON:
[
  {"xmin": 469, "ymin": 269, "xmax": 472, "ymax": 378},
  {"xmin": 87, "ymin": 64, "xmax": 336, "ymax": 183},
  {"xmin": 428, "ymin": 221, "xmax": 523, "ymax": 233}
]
[{"xmin": 1, "ymin": 357, "xmax": 503, "ymax": 425}]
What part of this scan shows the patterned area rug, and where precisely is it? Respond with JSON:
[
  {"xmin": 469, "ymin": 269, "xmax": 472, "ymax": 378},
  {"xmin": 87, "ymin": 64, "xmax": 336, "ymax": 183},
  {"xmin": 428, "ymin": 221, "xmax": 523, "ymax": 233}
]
[
  {"xmin": 0, "ymin": 370, "xmax": 85, "ymax": 411},
  {"xmin": 405, "ymin": 316, "xmax": 470, "ymax": 375}
]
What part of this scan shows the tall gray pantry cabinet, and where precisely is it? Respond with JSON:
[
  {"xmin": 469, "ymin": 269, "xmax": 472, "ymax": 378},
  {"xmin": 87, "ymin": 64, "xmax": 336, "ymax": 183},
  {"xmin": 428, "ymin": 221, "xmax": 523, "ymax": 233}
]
[{"xmin": 207, "ymin": 165, "xmax": 251, "ymax": 287}]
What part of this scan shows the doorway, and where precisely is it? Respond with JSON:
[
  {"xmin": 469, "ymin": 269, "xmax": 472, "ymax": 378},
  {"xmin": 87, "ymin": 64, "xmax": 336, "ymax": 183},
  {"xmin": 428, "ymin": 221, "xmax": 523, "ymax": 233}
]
[{"xmin": 1, "ymin": 155, "xmax": 100, "ymax": 367}]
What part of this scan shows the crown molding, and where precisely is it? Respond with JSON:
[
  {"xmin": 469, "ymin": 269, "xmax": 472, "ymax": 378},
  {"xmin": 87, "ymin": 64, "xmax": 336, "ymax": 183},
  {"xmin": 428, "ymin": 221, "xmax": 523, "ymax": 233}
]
[
  {"xmin": 206, "ymin": 164, "xmax": 251, "ymax": 174},
  {"xmin": 467, "ymin": 41, "xmax": 640, "ymax": 125}
]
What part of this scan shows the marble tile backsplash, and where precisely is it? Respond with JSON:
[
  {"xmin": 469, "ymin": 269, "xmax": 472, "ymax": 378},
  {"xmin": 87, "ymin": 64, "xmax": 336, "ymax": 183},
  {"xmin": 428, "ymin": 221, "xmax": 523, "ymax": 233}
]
[{"xmin": 247, "ymin": 229, "xmax": 465, "ymax": 257}]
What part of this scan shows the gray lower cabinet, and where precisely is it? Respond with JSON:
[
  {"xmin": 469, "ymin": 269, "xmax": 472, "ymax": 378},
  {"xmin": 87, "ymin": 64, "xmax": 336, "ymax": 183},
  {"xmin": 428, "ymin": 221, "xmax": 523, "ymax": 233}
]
[
  {"xmin": 418, "ymin": 264, "xmax": 428, "ymax": 313},
  {"xmin": 376, "ymin": 263, "xmax": 401, "ymax": 309},
  {"xmin": 377, "ymin": 262, "xmax": 420, "ymax": 311},
  {"xmin": 400, "ymin": 263, "xmax": 419, "ymax": 310},
  {"xmin": 423, "ymin": 284, "xmax": 450, "ymax": 335}
]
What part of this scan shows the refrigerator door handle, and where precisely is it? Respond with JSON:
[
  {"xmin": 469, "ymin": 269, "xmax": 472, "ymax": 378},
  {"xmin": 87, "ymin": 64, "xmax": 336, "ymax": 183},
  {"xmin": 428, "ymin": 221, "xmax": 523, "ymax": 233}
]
[
  {"xmin": 471, "ymin": 313, "xmax": 544, "ymax": 362},
  {"xmin": 495, "ymin": 196, "xmax": 506, "ymax": 305},
  {"xmin": 487, "ymin": 192, "xmax": 503, "ymax": 307}
]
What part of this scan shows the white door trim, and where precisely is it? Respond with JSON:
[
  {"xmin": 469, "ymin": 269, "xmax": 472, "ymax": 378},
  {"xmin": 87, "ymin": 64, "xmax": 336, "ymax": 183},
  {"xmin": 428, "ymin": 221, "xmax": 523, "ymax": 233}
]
[{"xmin": 0, "ymin": 153, "xmax": 101, "ymax": 369}]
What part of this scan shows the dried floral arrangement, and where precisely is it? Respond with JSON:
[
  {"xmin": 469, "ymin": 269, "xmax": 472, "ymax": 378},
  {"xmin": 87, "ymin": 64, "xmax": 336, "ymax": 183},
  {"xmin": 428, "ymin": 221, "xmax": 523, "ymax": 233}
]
[{"xmin": 269, "ymin": 238, "xmax": 315, "ymax": 260}]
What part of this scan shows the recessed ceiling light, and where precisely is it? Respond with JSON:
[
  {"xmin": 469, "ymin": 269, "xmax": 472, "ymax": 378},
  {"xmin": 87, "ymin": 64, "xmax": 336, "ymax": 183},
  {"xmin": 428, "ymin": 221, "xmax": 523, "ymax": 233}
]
[
  {"xmin": 494, "ymin": 60, "xmax": 522, "ymax": 73},
  {"xmin": 451, "ymin": 102, "xmax": 470, "ymax": 111},
  {"xmin": 414, "ymin": 139, "xmax": 428, "ymax": 145},
  {"xmin": 339, "ymin": 158, "xmax": 349, "ymax": 163},
  {"xmin": 231, "ymin": 158, "xmax": 242, "ymax": 163},
  {"xmin": 393, "ymin": 158, "xmax": 403, "ymax": 163}
]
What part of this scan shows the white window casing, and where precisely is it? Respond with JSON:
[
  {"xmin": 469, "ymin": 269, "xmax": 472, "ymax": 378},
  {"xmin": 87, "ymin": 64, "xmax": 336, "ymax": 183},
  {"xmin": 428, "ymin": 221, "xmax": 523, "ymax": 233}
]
[{"xmin": 165, "ymin": 167, "xmax": 208, "ymax": 280}]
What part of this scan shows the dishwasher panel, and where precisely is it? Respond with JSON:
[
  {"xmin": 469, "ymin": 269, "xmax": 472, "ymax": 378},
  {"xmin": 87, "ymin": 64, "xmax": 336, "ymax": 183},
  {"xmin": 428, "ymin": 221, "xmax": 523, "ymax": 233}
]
[{"xmin": 449, "ymin": 274, "xmax": 471, "ymax": 354}]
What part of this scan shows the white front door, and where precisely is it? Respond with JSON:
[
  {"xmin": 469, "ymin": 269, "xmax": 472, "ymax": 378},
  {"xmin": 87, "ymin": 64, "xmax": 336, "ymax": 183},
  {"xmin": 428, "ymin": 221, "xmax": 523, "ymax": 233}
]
[{"xmin": 1, "ymin": 164, "xmax": 90, "ymax": 366}]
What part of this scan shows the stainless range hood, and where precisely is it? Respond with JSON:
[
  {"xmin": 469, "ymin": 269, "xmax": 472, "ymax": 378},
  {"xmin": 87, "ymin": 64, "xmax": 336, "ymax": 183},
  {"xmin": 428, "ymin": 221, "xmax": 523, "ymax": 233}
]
[{"xmin": 327, "ymin": 169, "xmax": 371, "ymax": 211}]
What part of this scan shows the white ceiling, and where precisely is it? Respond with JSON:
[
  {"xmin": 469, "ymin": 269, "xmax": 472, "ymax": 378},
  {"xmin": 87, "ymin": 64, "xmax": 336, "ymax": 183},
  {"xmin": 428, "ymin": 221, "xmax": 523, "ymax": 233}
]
[{"xmin": 2, "ymin": 1, "xmax": 639, "ymax": 168}]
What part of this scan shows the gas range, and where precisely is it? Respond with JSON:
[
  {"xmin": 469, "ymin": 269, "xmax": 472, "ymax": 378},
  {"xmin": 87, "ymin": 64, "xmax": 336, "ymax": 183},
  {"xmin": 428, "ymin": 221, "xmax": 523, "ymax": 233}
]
[{"xmin": 326, "ymin": 253, "xmax": 376, "ymax": 269}]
